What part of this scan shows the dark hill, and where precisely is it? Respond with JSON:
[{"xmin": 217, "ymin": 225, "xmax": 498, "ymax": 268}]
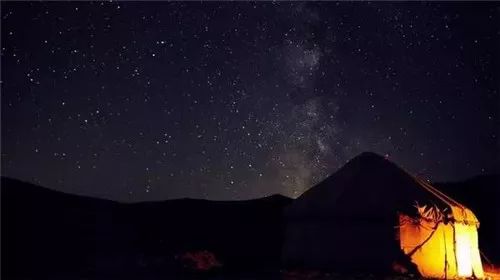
[{"xmin": 1, "ymin": 177, "xmax": 292, "ymax": 279}]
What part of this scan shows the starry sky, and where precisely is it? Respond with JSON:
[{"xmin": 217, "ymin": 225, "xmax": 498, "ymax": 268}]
[{"xmin": 1, "ymin": 2, "xmax": 499, "ymax": 201}]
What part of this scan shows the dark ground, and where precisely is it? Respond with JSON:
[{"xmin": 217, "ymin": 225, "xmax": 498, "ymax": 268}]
[
  {"xmin": 1, "ymin": 177, "xmax": 291, "ymax": 279},
  {"xmin": 1, "ymin": 174, "xmax": 498, "ymax": 279}
]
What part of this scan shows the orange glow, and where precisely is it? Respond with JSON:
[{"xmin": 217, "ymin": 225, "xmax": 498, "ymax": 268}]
[{"xmin": 399, "ymin": 213, "xmax": 484, "ymax": 279}]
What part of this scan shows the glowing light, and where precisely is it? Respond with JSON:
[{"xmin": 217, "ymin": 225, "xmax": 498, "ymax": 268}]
[
  {"xmin": 399, "ymin": 212, "xmax": 484, "ymax": 279},
  {"xmin": 455, "ymin": 223, "xmax": 474, "ymax": 277}
]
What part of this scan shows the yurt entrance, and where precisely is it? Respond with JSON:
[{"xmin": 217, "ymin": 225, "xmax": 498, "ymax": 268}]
[{"xmin": 454, "ymin": 223, "xmax": 483, "ymax": 278}]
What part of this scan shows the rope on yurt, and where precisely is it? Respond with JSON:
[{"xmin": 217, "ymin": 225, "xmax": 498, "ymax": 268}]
[
  {"xmin": 451, "ymin": 223, "xmax": 459, "ymax": 275},
  {"xmin": 480, "ymin": 250, "xmax": 494, "ymax": 267},
  {"xmin": 413, "ymin": 176, "xmax": 460, "ymax": 208},
  {"xmin": 417, "ymin": 176, "xmax": 466, "ymax": 210},
  {"xmin": 406, "ymin": 221, "xmax": 441, "ymax": 258},
  {"xmin": 415, "ymin": 176, "xmax": 479, "ymax": 225},
  {"xmin": 398, "ymin": 165, "xmax": 464, "ymax": 211},
  {"xmin": 410, "ymin": 175, "xmax": 453, "ymax": 206}
]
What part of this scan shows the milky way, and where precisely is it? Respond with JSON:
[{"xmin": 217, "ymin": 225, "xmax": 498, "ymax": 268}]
[{"xmin": 2, "ymin": 2, "xmax": 498, "ymax": 201}]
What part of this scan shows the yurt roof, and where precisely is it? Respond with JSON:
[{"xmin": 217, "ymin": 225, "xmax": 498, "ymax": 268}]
[{"xmin": 286, "ymin": 152, "xmax": 479, "ymax": 225}]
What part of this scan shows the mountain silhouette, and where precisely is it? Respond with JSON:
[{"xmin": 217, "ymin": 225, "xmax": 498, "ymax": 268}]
[{"xmin": 1, "ymin": 177, "xmax": 291, "ymax": 279}]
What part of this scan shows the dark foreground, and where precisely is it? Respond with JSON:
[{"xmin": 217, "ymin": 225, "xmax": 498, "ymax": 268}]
[
  {"xmin": 1, "ymin": 177, "xmax": 291, "ymax": 279},
  {"xmin": 2, "ymin": 174, "xmax": 499, "ymax": 280}
]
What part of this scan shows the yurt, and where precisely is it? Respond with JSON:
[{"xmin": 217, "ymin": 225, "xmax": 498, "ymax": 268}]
[{"xmin": 283, "ymin": 152, "xmax": 484, "ymax": 279}]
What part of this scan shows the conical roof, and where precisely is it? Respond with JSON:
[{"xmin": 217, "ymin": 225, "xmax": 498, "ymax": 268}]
[{"xmin": 286, "ymin": 152, "xmax": 479, "ymax": 225}]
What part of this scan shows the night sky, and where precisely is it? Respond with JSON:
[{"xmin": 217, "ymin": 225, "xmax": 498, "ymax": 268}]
[{"xmin": 1, "ymin": 2, "xmax": 499, "ymax": 201}]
